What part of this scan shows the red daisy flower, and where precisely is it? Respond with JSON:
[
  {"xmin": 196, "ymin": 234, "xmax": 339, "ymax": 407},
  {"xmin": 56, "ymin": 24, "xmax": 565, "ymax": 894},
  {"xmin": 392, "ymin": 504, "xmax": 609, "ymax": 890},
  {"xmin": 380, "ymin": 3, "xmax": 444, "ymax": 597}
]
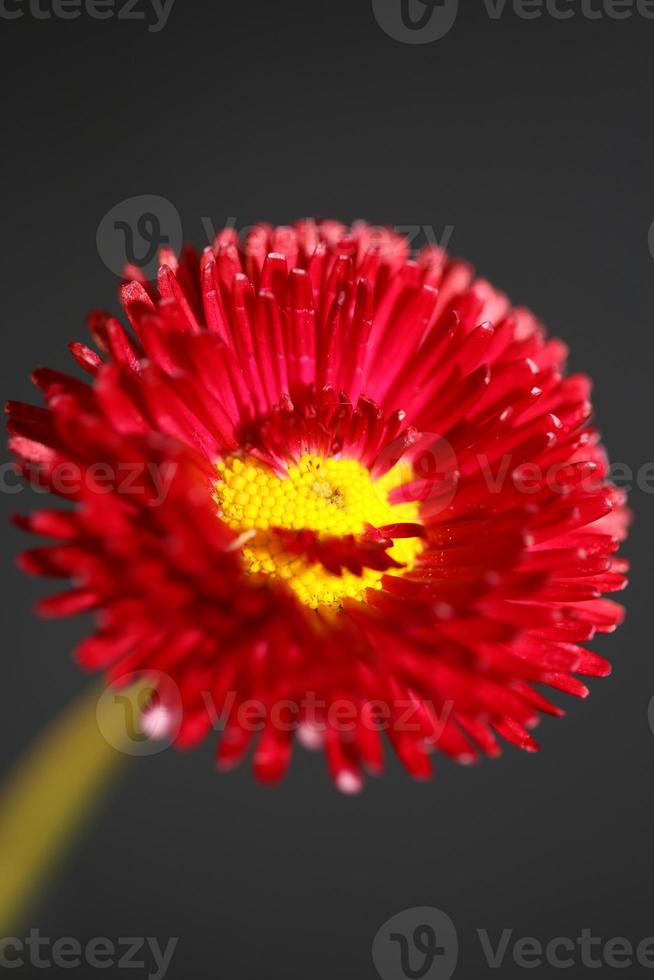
[{"xmin": 8, "ymin": 220, "xmax": 628, "ymax": 792}]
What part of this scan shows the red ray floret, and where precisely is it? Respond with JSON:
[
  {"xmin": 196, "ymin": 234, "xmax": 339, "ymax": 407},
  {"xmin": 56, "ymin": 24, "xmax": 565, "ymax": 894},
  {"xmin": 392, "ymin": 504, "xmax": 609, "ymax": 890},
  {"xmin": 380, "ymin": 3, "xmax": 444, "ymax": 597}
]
[{"xmin": 8, "ymin": 219, "xmax": 629, "ymax": 792}]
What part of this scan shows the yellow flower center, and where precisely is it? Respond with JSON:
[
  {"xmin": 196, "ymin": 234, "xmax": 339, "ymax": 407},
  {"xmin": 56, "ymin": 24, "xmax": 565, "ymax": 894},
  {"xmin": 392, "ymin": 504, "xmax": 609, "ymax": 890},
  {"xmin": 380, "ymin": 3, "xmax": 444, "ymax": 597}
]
[{"xmin": 214, "ymin": 453, "xmax": 423, "ymax": 610}]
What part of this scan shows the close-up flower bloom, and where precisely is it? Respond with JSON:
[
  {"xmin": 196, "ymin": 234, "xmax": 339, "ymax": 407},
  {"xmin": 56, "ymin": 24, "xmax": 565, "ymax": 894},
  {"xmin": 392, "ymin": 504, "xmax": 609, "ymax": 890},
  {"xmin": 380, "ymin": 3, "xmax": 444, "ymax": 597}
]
[{"xmin": 7, "ymin": 219, "xmax": 628, "ymax": 793}]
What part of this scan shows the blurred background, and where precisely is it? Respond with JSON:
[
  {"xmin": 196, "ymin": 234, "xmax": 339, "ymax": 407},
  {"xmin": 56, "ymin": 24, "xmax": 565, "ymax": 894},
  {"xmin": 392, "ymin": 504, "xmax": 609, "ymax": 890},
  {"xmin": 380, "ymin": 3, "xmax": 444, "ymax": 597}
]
[{"xmin": 1, "ymin": 1, "xmax": 652, "ymax": 977}]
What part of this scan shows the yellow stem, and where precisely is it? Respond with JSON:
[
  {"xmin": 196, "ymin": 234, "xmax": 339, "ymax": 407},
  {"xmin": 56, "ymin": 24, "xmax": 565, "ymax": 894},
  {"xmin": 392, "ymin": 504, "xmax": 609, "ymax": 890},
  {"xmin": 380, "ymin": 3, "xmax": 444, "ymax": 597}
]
[{"xmin": 0, "ymin": 683, "xmax": 133, "ymax": 934}]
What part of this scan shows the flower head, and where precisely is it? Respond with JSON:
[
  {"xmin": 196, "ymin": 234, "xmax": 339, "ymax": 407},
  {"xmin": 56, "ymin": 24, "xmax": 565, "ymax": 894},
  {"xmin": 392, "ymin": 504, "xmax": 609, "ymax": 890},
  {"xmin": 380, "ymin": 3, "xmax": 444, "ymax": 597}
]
[{"xmin": 8, "ymin": 220, "xmax": 628, "ymax": 791}]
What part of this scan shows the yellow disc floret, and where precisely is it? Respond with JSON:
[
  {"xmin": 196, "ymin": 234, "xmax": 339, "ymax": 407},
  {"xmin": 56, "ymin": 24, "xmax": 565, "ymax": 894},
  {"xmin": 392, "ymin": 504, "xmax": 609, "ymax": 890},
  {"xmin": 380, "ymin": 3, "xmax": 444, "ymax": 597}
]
[{"xmin": 214, "ymin": 453, "xmax": 423, "ymax": 610}]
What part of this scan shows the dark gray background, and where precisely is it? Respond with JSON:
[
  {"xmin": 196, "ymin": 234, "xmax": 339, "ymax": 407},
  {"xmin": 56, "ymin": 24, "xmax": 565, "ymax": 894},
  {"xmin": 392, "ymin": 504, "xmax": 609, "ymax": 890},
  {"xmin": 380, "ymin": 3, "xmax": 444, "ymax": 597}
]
[{"xmin": 1, "ymin": 1, "xmax": 652, "ymax": 977}]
